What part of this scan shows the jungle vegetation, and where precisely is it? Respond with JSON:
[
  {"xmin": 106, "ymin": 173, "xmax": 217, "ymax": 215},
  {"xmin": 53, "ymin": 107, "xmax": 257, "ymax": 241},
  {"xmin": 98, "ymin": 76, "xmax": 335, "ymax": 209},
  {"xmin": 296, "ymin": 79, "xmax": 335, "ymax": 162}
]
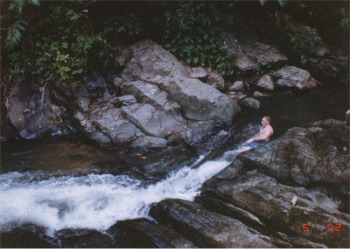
[{"xmin": 1, "ymin": 0, "xmax": 349, "ymax": 90}]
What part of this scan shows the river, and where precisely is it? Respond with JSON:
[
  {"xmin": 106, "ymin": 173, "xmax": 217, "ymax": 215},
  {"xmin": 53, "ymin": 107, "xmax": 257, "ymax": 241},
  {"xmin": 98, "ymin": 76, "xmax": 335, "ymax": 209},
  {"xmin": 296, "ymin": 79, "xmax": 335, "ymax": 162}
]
[{"xmin": 0, "ymin": 80, "xmax": 348, "ymax": 247}]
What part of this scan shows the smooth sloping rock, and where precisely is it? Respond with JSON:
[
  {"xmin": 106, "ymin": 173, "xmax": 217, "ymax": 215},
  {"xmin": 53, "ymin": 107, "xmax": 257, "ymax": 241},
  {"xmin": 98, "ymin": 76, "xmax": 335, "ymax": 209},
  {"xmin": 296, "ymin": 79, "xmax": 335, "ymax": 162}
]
[
  {"xmin": 121, "ymin": 103, "xmax": 188, "ymax": 137},
  {"xmin": 201, "ymin": 169, "xmax": 349, "ymax": 248},
  {"xmin": 150, "ymin": 199, "xmax": 273, "ymax": 248},
  {"xmin": 238, "ymin": 119, "xmax": 349, "ymax": 188},
  {"xmin": 272, "ymin": 66, "xmax": 319, "ymax": 90},
  {"xmin": 119, "ymin": 39, "xmax": 240, "ymax": 125}
]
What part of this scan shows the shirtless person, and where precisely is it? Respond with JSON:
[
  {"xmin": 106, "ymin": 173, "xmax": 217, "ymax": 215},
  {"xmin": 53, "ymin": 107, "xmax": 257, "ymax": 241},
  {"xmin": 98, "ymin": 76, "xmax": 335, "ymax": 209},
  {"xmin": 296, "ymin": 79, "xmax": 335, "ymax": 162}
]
[{"xmin": 244, "ymin": 116, "xmax": 274, "ymax": 148}]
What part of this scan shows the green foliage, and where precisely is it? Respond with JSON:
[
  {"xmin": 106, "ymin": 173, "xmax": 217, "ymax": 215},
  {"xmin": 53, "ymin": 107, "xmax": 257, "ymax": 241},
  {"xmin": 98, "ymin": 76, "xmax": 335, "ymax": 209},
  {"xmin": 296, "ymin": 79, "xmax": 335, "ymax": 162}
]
[
  {"xmin": 2, "ymin": 0, "xmax": 348, "ymax": 90},
  {"xmin": 3, "ymin": 1, "xmax": 142, "ymax": 90},
  {"xmin": 275, "ymin": 1, "xmax": 348, "ymax": 65},
  {"xmin": 287, "ymin": 24, "xmax": 322, "ymax": 65},
  {"xmin": 4, "ymin": 19, "xmax": 28, "ymax": 49},
  {"xmin": 2, "ymin": 0, "xmax": 39, "ymax": 49},
  {"xmin": 162, "ymin": 1, "xmax": 237, "ymax": 78}
]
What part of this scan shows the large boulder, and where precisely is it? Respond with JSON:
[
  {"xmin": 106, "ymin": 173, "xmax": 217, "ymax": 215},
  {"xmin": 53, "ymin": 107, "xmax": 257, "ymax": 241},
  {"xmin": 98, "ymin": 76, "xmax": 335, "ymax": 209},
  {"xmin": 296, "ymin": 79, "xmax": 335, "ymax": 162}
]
[
  {"xmin": 272, "ymin": 66, "xmax": 320, "ymax": 90},
  {"xmin": 241, "ymin": 42, "xmax": 289, "ymax": 67},
  {"xmin": 73, "ymin": 96, "xmax": 144, "ymax": 146},
  {"xmin": 257, "ymin": 75, "xmax": 275, "ymax": 91},
  {"xmin": 5, "ymin": 81, "xmax": 69, "ymax": 139},
  {"xmin": 238, "ymin": 119, "xmax": 349, "ymax": 189},
  {"xmin": 150, "ymin": 199, "xmax": 274, "ymax": 248},
  {"xmin": 219, "ymin": 32, "xmax": 257, "ymax": 72},
  {"xmin": 119, "ymin": 39, "xmax": 240, "ymax": 125},
  {"xmin": 201, "ymin": 168, "xmax": 350, "ymax": 248},
  {"xmin": 164, "ymin": 78, "xmax": 237, "ymax": 124}
]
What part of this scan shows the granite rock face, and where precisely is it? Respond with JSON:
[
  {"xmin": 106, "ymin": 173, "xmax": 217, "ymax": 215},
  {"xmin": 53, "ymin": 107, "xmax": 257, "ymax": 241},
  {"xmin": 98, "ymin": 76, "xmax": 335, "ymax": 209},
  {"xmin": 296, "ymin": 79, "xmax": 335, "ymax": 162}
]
[{"xmin": 238, "ymin": 119, "xmax": 349, "ymax": 189}]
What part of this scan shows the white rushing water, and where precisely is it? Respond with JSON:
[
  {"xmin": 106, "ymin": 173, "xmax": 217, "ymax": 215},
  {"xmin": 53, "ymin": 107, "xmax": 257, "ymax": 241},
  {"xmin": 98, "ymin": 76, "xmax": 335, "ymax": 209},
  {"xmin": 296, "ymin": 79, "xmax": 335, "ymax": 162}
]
[{"xmin": 0, "ymin": 148, "xmax": 245, "ymax": 233}]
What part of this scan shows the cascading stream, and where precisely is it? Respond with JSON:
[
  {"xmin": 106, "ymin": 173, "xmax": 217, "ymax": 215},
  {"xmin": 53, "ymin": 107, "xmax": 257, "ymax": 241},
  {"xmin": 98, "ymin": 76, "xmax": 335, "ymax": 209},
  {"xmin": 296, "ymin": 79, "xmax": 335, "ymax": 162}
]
[{"xmin": 0, "ymin": 145, "xmax": 246, "ymax": 234}]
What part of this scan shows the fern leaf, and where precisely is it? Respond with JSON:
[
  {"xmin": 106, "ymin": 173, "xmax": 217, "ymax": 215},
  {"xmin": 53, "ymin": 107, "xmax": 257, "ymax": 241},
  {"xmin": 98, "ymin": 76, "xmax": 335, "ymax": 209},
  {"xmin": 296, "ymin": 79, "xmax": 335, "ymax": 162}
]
[{"xmin": 5, "ymin": 19, "xmax": 28, "ymax": 49}]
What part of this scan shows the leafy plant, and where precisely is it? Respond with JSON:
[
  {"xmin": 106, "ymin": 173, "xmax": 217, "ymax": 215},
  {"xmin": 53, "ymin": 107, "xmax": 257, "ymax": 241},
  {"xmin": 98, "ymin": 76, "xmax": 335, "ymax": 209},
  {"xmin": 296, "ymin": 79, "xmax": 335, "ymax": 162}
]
[
  {"xmin": 2, "ymin": 0, "xmax": 40, "ymax": 49},
  {"xmin": 4, "ymin": 19, "xmax": 28, "ymax": 49},
  {"xmin": 161, "ymin": 1, "xmax": 237, "ymax": 78},
  {"xmin": 2, "ymin": 1, "xmax": 142, "ymax": 90}
]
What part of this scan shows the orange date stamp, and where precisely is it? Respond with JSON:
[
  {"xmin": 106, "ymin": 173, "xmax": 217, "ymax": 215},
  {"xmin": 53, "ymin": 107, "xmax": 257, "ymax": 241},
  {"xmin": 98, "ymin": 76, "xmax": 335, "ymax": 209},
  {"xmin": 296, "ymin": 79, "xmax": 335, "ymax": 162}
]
[{"xmin": 302, "ymin": 223, "xmax": 342, "ymax": 233}]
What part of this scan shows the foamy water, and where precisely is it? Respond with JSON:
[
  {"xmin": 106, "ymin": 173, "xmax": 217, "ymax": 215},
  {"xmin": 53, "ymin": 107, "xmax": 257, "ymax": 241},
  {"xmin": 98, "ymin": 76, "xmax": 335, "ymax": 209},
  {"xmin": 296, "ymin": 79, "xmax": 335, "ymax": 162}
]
[{"xmin": 0, "ymin": 148, "xmax": 242, "ymax": 233}]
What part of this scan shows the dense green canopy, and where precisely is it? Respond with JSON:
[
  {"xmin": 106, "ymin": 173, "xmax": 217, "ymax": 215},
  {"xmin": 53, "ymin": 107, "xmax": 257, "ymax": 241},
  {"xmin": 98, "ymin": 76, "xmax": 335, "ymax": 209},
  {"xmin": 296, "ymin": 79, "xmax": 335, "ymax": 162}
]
[{"xmin": 1, "ymin": 0, "xmax": 348, "ymax": 88}]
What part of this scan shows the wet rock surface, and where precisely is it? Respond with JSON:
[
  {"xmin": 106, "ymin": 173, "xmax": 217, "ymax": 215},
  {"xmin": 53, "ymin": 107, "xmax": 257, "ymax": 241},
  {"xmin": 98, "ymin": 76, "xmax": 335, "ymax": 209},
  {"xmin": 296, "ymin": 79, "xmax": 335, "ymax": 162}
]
[
  {"xmin": 138, "ymin": 119, "xmax": 349, "ymax": 248},
  {"xmin": 200, "ymin": 169, "xmax": 349, "ymax": 248},
  {"xmin": 238, "ymin": 119, "xmax": 350, "ymax": 189},
  {"xmin": 150, "ymin": 199, "xmax": 274, "ymax": 248}
]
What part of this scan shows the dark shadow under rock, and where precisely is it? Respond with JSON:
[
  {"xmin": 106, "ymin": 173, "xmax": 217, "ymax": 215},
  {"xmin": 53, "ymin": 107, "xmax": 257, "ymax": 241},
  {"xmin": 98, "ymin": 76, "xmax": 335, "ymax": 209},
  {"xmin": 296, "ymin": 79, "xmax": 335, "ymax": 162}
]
[{"xmin": 115, "ymin": 218, "xmax": 196, "ymax": 248}]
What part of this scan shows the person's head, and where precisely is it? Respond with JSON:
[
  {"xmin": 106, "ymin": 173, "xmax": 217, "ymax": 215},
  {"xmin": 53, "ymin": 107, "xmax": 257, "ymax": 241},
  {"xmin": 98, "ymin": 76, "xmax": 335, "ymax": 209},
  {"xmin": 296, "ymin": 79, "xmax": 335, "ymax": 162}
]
[{"xmin": 261, "ymin": 116, "xmax": 271, "ymax": 126}]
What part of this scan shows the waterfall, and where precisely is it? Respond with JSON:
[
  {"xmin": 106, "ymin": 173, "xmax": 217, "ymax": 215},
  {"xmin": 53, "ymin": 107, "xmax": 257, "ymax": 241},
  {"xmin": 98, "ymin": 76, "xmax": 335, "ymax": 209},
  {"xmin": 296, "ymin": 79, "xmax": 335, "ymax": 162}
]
[{"xmin": 0, "ymin": 147, "xmax": 245, "ymax": 233}]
